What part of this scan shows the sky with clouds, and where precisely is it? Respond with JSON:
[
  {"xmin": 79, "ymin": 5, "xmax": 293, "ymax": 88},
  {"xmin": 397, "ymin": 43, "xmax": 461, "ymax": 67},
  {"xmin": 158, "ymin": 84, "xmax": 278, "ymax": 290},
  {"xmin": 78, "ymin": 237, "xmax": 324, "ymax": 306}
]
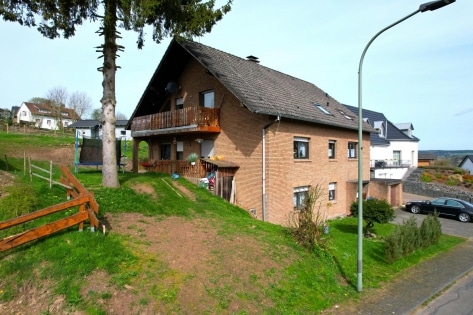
[{"xmin": 1, "ymin": 0, "xmax": 471, "ymax": 150}]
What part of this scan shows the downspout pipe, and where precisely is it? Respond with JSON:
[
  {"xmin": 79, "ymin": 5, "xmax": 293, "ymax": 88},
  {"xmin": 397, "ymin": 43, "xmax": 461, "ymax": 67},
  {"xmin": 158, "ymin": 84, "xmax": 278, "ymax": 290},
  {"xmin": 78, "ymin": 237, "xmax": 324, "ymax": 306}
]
[{"xmin": 262, "ymin": 115, "xmax": 280, "ymax": 222}]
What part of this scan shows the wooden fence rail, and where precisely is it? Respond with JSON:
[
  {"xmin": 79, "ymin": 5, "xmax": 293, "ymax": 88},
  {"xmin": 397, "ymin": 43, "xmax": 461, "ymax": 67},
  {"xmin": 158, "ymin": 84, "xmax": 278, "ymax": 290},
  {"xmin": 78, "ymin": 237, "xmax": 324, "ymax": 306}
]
[
  {"xmin": 28, "ymin": 158, "xmax": 71, "ymax": 189},
  {"xmin": 0, "ymin": 165, "xmax": 100, "ymax": 252}
]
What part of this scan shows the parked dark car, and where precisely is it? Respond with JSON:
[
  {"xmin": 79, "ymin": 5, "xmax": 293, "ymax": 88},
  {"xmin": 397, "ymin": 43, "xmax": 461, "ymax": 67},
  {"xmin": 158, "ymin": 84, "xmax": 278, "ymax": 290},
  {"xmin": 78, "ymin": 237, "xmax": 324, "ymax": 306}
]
[{"xmin": 405, "ymin": 197, "xmax": 473, "ymax": 223}]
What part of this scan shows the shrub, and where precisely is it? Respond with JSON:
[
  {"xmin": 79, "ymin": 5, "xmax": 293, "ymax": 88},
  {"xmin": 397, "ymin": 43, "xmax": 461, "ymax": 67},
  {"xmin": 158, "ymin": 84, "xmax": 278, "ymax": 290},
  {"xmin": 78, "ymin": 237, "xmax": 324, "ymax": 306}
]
[
  {"xmin": 350, "ymin": 198, "xmax": 394, "ymax": 236},
  {"xmin": 385, "ymin": 226, "xmax": 402, "ymax": 264},
  {"xmin": 448, "ymin": 174, "xmax": 463, "ymax": 183},
  {"xmin": 399, "ymin": 216, "xmax": 421, "ymax": 256},
  {"xmin": 385, "ymin": 213, "xmax": 442, "ymax": 263},
  {"xmin": 288, "ymin": 185, "xmax": 329, "ymax": 251},
  {"xmin": 445, "ymin": 179, "xmax": 457, "ymax": 186},
  {"xmin": 419, "ymin": 212, "xmax": 442, "ymax": 248},
  {"xmin": 420, "ymin": 173, "xmax": 433, "ymax": 182}
]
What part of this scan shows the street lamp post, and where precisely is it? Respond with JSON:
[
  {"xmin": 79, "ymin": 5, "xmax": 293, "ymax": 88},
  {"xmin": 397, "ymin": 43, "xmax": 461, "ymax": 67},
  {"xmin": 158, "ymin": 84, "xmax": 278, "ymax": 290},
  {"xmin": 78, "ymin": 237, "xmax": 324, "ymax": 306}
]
[{"xmin": 356, "ymin": 0, "xmax": 455, "ymax": 292}]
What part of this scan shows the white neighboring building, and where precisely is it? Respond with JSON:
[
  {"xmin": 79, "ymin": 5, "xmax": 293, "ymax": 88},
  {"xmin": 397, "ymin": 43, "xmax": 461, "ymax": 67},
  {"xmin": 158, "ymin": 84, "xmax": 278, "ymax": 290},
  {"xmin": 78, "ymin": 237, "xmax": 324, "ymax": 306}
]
[
  {"xmin": 459, "ymin": 155, "xmax": 473, "ymax": 174},
  {"xmin": 17, "ymin": 102, "xmax": 80, "ymax": 130},
  {"xmin": 68, "ymin": 120, "xmax": 132, "ymax": 140},
  {"xmin": 345, "ymin": 105, "xmax": 419, "ymax": 180}
]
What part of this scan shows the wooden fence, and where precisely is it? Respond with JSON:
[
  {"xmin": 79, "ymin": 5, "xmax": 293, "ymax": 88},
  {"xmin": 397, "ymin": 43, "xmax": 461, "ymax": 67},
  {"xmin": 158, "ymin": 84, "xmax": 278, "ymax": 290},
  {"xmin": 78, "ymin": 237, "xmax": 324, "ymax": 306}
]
[{"xmin": 0, "ymin": 165, "xmax": 100, "ymax": 252}]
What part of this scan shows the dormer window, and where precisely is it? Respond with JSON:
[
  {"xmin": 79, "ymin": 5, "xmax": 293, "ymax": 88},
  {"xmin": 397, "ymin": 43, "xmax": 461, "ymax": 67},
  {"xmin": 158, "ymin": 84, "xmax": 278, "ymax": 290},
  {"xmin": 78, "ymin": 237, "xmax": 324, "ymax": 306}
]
[{"xmin": 374, "ymin": 121, "xmax": 385, "ymax": 138}]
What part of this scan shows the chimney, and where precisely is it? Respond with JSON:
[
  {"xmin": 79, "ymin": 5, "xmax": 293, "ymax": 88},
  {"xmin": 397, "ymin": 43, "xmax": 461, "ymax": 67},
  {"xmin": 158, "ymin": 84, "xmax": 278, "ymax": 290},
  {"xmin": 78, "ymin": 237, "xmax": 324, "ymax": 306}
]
[{"xmin": 246, "ymin": 55, "xmax": 260, "ymax": 63}]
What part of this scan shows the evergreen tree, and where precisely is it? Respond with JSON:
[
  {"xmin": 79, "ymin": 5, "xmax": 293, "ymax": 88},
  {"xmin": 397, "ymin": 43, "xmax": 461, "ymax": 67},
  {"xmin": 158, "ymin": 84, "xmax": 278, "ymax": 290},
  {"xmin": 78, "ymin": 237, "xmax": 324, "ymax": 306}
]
[{"xmin": 1, "ymin": 0, "xmax": 232, "ymax": 187}]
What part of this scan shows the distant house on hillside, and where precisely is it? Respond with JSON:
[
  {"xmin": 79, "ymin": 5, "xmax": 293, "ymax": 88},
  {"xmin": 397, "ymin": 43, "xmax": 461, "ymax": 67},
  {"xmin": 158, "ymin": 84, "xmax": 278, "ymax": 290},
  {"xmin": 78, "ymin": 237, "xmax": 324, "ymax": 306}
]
[
  {"xmin": 125, "ymin": 38, "xmax": 404, "ymax": 226},
  {"xmin": 418, "ymin": 153, "xmax": 436, "ymax": 167},
  {"xmin": 68, "ymin": 120, "xmax": 131, "ymax": 139},
  {"xmin": 17, "ymin": 102, "xmax": 80, "ymax": 130},
  {"xmin": 459, "ymin": 155, "xmax": 473, "ymax": 174},
  {"xmin": 344, "ymin": 105, "xmax": 419, "ymax": 180}
]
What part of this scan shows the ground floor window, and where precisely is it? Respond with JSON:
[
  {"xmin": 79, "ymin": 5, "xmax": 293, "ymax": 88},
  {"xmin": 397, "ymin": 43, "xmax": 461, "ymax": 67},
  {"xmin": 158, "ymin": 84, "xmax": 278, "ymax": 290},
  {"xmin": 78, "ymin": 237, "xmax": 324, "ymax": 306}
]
[
  {"xmin": 328, "ymin": 182, "xmax": 336, "ymax": 201},
  {"xmin": 294, "ymin": 186, "xmax": 309, "ymax": 210}
]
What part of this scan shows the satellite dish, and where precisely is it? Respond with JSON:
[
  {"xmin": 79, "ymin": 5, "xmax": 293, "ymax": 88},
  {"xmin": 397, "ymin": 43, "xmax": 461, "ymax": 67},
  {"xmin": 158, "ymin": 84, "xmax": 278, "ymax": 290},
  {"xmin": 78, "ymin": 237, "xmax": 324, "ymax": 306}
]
[{"xmin": 165, "ymin": 81, "xmax": 178, "ymax": 94}]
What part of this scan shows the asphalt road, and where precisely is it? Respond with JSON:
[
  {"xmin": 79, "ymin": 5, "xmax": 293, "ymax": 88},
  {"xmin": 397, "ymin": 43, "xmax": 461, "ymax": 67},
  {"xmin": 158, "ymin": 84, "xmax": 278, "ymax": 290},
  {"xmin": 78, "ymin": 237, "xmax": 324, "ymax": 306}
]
[{"xmin": 412, "ymin": 269, "xmax": 473, "ymax": 315}]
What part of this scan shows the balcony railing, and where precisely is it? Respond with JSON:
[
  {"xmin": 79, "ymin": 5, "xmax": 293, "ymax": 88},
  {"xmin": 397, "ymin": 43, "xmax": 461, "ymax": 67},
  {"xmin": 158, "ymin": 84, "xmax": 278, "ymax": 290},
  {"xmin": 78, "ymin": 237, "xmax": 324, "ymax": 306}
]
[
  {"xmin": 131, "ymin": 107, "xmax": 220, "ymax": 131},
  {"xmin": 371, "ymin": 160, "xmax": 412, "ymax": 168},
  {"xmin": 141, "ymin": 160, "xmax": 205, "ymax": 178}
]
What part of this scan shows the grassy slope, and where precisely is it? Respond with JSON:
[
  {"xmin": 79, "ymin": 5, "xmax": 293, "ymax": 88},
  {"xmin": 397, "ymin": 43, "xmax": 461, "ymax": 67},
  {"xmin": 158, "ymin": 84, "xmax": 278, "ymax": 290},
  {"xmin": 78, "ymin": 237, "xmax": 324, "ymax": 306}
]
[{"xmin": 0, "ymin": 132, "xmax": 465, "ymax": 314}]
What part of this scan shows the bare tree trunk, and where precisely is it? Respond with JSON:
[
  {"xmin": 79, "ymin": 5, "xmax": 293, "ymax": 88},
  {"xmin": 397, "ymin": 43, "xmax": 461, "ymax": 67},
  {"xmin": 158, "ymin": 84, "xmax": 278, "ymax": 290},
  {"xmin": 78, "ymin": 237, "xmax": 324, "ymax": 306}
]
[{"xmin": 101, "ymin": 0, "xmax": 119, "ymax": 188}]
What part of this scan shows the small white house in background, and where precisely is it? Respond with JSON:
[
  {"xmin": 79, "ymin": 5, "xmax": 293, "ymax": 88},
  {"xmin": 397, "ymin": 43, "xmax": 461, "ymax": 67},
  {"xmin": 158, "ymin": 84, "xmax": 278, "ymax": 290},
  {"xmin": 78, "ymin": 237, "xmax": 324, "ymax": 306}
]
[
  {"xmin": 68, "ymin": 120, "xmax": 132, "ymax": 140},
  {"xmin": 344, "ymin": 105, "xmax": 419, "ymax": 180},
  {"xmin": 459, "ymin": 155, "xmax": 473, "ymax": 174},
  {"xmin": 17, "ymin": 102, "xmax": 80, "ymax": 130}
]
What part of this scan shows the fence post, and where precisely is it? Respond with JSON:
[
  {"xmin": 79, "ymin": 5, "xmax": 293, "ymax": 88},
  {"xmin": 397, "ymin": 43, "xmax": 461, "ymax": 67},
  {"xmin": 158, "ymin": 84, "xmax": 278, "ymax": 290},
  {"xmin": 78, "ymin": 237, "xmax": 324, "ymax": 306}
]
[
  {"xmin": 29, "ymin": 156, "xmax": 32, "ymax": 182},
  {"xmin": 49, "ymin": 160, "xmax": 53, "ymax": 189}
]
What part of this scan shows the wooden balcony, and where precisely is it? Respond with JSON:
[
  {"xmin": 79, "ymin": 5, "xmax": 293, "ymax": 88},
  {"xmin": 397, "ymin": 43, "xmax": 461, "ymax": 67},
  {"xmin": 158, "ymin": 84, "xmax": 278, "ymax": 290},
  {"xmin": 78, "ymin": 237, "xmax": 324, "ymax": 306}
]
[
  {"xmin": 141, "ymin": 160, "xmax": 205, "ymax": 178},
  {"xmin": 131, "ymin": 107, "xmax": 220, "ymax": 134}
]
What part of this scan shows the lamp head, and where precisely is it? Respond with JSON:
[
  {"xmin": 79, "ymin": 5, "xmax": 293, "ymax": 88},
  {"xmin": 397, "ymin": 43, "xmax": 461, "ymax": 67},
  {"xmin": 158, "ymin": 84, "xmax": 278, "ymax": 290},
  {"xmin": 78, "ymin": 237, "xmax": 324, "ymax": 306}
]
[{"xmin": 419, "ymin": 0, "xmax": 455, "ymax": 12}]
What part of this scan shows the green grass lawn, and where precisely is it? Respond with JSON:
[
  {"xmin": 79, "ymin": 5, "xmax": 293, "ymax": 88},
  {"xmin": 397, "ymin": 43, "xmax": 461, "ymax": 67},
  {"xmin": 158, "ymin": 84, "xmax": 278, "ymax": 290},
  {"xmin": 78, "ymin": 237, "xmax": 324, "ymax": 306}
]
[{"xmin": 0, "ymin": 132, "xmax": 466, "ymax": 314}]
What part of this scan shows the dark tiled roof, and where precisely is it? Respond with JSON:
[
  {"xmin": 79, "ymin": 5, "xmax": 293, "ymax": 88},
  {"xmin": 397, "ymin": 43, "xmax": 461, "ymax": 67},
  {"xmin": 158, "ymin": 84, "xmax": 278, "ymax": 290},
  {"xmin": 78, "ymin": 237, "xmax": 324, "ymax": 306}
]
[
  {"xmin": 459, "ymin": 155, "xmax": 473, "ymax": 167},
  {"xmin": 418, "ymin": 153, "xmax": 436, "ymax": 160},
  {"xmin": 11, "ymin": 106, "xmax": 19, "ymax": 116},
  {"xmin": 344, "ymin": 104, "xmax": 419, "ymax": 146},
  {"xmin": 130, "ymin": 39, "xmax": 373, "ymax": 133},
  {"xmin": 68, "ymin": 120, "xmax": 129, "ymax": 128},
  {"xmin": 23, "ymin": 102, "xmax": 80, "ymax": 120}
]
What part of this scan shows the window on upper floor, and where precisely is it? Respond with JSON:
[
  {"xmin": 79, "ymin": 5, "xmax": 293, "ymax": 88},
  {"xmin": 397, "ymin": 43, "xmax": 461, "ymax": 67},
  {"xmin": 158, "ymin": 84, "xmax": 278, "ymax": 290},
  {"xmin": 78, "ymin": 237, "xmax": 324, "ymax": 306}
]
[
  {"xmin": 328, "ymin": 182, "xmax": 336, "ymax": 201},
  {"xmin": 22, "ymin": 110, "xmax": 26, "ymax": 116},
  {"xmin": 348, "ymin": 142, "xmax": 357, "ymax": 158},
  {"xmin": 294, "ymin": 137, "xmax": 309, "ymax": 159},
  {"xmin": 176, "ymin": 97, "xmax": 184, "ymax": 110},
  {"xmin": 328, "ymin": 140, "xmax": 336, "ymax": 159},
  {"xmin": 294, "ymin": 186, "xmax": 309, "ymax": 210},
  {"xmin": 200, "ymin": 90, "xmax": 214, "ymax": 108}
]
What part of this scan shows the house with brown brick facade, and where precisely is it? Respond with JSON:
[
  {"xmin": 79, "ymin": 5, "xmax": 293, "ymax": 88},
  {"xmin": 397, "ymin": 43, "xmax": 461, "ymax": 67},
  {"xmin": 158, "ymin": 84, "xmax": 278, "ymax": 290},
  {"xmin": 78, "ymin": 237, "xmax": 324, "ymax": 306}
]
[{"xmin": 127, "ymin": 38, "xmax": 399, "ymax": 226}]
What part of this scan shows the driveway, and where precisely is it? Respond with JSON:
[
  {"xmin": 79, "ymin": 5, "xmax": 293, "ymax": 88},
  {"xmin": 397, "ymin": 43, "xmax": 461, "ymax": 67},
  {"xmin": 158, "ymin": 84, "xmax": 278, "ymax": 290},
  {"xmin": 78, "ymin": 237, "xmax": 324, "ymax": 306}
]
[{"xmin": 394, "ymin": 193, "xmax": 473, "ymax": 239}]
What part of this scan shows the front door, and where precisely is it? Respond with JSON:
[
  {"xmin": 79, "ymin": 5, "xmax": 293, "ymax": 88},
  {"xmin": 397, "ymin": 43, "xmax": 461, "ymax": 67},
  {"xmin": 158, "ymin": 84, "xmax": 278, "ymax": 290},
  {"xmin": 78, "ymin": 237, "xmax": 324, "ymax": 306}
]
[{"xmin": 161, "ymin": 144, "xmax": 171, "ymax": 160}]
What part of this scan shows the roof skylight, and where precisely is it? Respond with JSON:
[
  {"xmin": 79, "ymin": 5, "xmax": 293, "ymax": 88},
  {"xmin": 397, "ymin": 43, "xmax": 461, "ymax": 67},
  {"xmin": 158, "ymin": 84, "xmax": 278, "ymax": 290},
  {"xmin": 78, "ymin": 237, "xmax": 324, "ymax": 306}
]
[{"xmin": 312, "ymin": 102, "xmax": 331, "ymax": 115}]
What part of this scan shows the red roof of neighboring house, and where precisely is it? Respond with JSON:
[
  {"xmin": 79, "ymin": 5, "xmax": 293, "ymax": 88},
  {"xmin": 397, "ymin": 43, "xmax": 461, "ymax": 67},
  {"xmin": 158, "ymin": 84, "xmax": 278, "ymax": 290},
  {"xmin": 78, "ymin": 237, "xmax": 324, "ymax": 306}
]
[{"xmin": 22, "ymin": 102, "xmax": 80, "ymax": 120}]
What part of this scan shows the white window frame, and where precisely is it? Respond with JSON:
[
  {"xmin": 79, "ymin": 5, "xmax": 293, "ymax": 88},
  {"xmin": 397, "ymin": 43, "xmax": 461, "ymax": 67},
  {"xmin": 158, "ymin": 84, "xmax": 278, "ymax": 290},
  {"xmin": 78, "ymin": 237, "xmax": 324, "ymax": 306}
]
[
  {"xmin": 328, "ymin": 140, "xmax": 336, "ymax": 159},
  {"xmin": 348, "ymin": 142, "xmax": 357, "ymax": 158},
  {"xmin": 176, "ymin": 97, "xmax": 184, "ymax": 110},
  {"xmin": 294, "ymin": 186, "xmax": 309, "ymax": 210},
  {"xmin": 200, "ymin": 90, "xmax": 214, "ymax": 108},
  {"xmin": 328, "ymin": 182, "xmax": 336, "ymax": 201}
]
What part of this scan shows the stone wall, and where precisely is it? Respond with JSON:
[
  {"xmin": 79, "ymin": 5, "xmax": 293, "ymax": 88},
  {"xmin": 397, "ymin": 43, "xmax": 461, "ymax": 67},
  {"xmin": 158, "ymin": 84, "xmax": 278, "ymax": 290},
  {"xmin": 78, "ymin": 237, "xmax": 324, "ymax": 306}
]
[{"xmin": 403, "ymin": 168, "xmax": 473, "ymax": 203}]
